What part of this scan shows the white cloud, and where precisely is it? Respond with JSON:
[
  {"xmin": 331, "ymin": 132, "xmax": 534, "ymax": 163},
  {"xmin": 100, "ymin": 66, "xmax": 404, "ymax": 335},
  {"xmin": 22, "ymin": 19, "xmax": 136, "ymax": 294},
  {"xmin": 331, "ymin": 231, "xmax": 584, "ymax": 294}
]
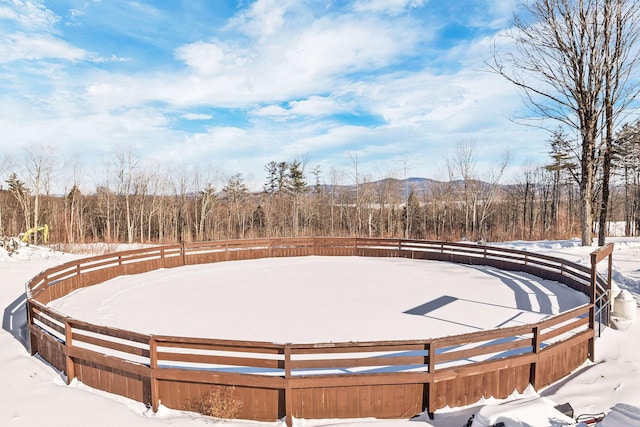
[
  {"xmin": 289, "ymin": 96, "xmax": 346, "ymax": 116},
  {"xmin": 0, "ymin": 0, "xmax": 428, "ymax": 119},
  {"xmin": 186, "ymin": 126, "xmax": 247, "ymax": 148},
  {"xmin": 285, "ymin": 15, "xmax": 412, "ymax": 78},
  {"xmin": 182, "ymin": 113, "xmax": 213, "ymax": 121},
  {"xmin": 69, "ymin": 8, "xmax": 84, "ymax": 18},
  {"xmin": 0, "ymin": 33, "xmax": 86, "ymax": 62},
  {"xmin": 89, "ymin": 53, "xmax": 129, "ymax": 63},
  {"xmin": 0, "ymin": 0, "xmax": 58, "ymax": 31},
  {"xmin": 250, "ymin": 96, "xmax": 347, "ymax": 120},
  {"xmin": 250, "ymin": 105, "xmax": 289, "ymax": 118},
  {"xmin": 168, "ymin": 12, "xmax": 421, "ymax": 108},
  {"xmin": 227, "ymin": 0, "xmax": 303, "ymax": 39},
  {"xmin": 353, "ymin": 0, "xmax": 426, "ymax": 16},
  {"xmin": 360, "ymin": 65, "xmax": 524, "ymax": 134},
  {"xmin": 485, "ymin": 0, "xmax": 519, "ymax": 28},
  {"xmin": 147, "ymin": 126, "xmax": 260, "ymax": 175},
  {"xmin": 64, "ymin": 5, "xmax": 425, "ymax": 114},
  {"xmin": 85, "ymin": 79, "xmax": 138, "ymax": 110},
  {"xmin": 174, "ymin": 40, "xmax": 247, "ymax": 76},
  {"xmin": 0, "ymin": 103, "xmax": 170, "ymax": 164}
]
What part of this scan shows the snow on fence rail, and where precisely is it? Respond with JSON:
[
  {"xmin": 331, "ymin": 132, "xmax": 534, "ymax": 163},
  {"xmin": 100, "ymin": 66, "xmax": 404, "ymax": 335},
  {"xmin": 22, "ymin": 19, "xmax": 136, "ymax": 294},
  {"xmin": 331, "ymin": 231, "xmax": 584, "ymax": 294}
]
[{"xmin": 25, "ymin": 237, "xmax": 613, "ymax": 426}]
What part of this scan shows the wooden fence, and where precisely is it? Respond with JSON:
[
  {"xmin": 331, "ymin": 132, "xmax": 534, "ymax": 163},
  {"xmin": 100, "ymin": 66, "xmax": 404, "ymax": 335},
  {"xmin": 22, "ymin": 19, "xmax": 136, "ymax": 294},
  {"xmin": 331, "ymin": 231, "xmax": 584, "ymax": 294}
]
[{"xmin": 25, "ymin": 238, "xmax": 614, "ymax": 425}]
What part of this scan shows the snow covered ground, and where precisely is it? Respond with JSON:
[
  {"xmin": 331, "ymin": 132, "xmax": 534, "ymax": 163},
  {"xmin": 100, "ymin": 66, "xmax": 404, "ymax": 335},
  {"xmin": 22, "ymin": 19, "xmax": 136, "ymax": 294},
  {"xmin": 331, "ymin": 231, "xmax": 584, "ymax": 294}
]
[{"xmin": 1, "ymin": 238, "xmax": 639, "ymax": 426}]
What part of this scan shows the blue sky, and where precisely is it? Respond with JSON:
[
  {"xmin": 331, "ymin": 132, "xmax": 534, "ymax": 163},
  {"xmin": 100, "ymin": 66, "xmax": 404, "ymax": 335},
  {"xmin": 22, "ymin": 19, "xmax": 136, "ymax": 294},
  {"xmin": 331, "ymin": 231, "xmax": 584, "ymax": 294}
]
[{"xmin": 0, "ymin": 0, "xmax": 550, "ymax": 191}]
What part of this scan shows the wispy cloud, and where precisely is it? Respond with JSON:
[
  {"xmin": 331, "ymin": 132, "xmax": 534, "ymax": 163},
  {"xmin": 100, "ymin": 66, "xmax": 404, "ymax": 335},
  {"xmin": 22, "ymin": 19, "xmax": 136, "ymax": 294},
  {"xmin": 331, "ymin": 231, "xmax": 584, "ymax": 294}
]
[
  {"xmin": 0, "ymin": 33, "xmax": 86, "ymax": 62},
  {"xmin": 182, "ymin": 113, "xmax": 213, "ymax": 121},
  {"xmin": 353, "ymin": 0, "xmax": 427, "ymax": 16},
  {"xmin": 0, "ymin": 0, "xmax": 58, "ymax": 31},
  {"xmin": 172, "ymin": 10, "xmax": 422, "ymax": 107}
]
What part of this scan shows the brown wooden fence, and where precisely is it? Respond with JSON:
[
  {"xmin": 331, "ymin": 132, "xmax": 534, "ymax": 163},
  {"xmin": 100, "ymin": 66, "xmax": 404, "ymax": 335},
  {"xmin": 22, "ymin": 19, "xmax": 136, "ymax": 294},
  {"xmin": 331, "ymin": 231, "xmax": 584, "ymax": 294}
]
[{"xmin": 25, "ymin": 238, "xmax": 614, "ymax": 425}]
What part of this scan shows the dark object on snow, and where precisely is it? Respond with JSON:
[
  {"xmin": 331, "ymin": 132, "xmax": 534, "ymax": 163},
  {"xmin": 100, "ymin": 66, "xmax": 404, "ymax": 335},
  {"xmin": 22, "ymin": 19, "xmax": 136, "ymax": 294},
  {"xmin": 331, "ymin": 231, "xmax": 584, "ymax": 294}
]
[
  {"xmin": 554, "ymin": 402, "xmax": 574, "ymax": 418},
  {"xmin": 466, "ymin": 414, "xmax": 474, "ymax": 426},
  {"xmin": 465, "ymin": 414, "xmax": 505, "ymax": 427},
  {"xmin": 575, "ymin": 412, "xmax": 606, "ymax": 426}
]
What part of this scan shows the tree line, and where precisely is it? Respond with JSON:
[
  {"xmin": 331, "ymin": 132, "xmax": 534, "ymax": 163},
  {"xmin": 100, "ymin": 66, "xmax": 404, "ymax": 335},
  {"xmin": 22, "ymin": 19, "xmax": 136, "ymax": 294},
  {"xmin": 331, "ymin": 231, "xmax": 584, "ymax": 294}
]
[{"xmin": 2, "ymin": 128, "xmax": 639, "ymax": 247}]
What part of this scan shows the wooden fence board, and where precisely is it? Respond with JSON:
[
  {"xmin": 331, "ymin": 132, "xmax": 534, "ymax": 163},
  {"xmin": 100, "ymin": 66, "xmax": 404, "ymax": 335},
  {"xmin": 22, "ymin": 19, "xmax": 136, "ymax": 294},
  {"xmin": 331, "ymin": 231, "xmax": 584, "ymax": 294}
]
[
  {"xmin": 28, "ymin": 325, "xmax": 66, "ymax": 372},
  {"xmin": 334, "ymin": 386, "xmax": 348, "ymax": 417},
  {"xmin": 371, "ymin": 386, "xmax": 384, "ymax": 418},
  {"xmin": 536, "ymin": 337, "xmax": 589, "ymax": 388},
  {"xmin": 72, "ymin": 332, "xmax": 150, "ymax": 357}
]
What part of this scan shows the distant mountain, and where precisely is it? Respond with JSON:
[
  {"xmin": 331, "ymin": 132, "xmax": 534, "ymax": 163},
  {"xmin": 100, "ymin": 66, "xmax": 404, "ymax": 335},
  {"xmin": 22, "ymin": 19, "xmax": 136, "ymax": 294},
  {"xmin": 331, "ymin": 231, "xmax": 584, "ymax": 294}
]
[
  {"xmin": 317, "ymin": 177, "xmax": 480, "ymax": 197},
  {"xmin": 313, "ymin": 176, "xmax": 513, "ymax": 200}
]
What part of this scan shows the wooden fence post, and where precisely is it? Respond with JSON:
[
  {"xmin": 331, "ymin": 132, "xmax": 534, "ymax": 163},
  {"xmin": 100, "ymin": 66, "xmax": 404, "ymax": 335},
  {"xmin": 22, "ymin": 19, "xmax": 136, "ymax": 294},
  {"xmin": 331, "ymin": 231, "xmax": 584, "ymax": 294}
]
[
  {"xmin": 589, "ymin": 243, "xmax": 615, "ymax": 339},
  {"xmin": 284, "ymin": 345, "xmax": 293, "ymax": 427},
  {"xmin": 26, "ymin": 301, "xmax": 37, "ymax": 356},
  {"xmin": 607, "ymin": 250, "xmax": 613, "ymax": 328},
  {"xmin": 608, "ymin": 252, "xmax": 613, "ymax": 291},
  {"xmin": 427, "ymin": 340, "xmax": 436, "ymax": 418},
  {"xmin": 589, "ymin": 253, "xmax": 597, "ymax": 362},
  {"xmin": 64, "ymin": 319, "xmax": 75, "ymax": 384},
  {"xmin": 530, "ymin": 326, "xmax": 541, "ymax": 390},
  {"xmin": 150, "ymin": 336, "xmax": 160, "ymax": 412}
]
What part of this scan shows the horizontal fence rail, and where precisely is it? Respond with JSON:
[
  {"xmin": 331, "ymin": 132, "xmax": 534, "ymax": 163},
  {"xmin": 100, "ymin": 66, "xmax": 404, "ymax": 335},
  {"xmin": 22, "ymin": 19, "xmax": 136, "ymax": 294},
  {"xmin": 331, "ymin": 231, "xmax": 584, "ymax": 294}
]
[{"xmin": 25, "ymin": 237, "xmax": 612, "ymax": 425}]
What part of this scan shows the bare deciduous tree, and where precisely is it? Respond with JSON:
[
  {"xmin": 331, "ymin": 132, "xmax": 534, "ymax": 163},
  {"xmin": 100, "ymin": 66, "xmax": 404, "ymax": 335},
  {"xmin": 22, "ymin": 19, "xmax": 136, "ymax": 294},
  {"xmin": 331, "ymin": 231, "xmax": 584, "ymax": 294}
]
[
  {"xmin": 223, "ymin": 173, "xmax": 249, "ymax": 239},
  {"xmin": 491, "ymin": 0, "xmax": 640, "ymax": 245},
  {"xmin": 24, "ymin": 145, "xmax": 55, "ymax": 244},
  {"xmin": 113, "ymin": 147, "xmax": 139, "ymax": 244},
  {"xmin": 597, "ymin": 0, "xmax": 640, "ymax": 244}
]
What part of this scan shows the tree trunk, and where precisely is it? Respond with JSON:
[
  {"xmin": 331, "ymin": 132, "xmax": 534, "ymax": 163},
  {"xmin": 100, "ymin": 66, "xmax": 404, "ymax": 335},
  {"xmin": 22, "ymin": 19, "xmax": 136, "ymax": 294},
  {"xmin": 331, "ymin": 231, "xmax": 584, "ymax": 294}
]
[{"xmin": 580, "ymin": 130, "xmax": 596, "ymax": 246}]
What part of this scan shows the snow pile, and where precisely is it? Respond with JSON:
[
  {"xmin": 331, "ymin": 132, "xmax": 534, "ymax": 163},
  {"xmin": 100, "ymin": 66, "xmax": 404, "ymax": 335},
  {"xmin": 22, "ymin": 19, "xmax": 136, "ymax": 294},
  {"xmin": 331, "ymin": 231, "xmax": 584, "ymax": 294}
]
[
  {"xmin": 598, "ymin": 403, "xmax": 640, "ymax": 427},
  {"xmin": 469, "ymin": 395, "xmax": 576, "ymax": 426},
  {"xmin": 0, "ymin": 241, "xmax": 63, "ymax": 262}
]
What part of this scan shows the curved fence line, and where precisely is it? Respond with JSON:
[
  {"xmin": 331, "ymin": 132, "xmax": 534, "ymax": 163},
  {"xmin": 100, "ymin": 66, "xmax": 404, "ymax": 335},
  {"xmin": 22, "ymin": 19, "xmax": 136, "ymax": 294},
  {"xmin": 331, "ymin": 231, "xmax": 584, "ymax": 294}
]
[{"xmin": 25, "ymin": 238, "xmax": 614, "ymax": 425}]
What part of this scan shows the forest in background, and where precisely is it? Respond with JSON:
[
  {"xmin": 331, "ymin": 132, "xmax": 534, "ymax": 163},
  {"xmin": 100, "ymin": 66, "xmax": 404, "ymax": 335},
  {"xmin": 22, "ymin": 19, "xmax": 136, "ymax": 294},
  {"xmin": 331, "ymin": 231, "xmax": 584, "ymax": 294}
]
[{"xmin": 1, "ymin": 119, "xmax": 639, "ymax": 246}]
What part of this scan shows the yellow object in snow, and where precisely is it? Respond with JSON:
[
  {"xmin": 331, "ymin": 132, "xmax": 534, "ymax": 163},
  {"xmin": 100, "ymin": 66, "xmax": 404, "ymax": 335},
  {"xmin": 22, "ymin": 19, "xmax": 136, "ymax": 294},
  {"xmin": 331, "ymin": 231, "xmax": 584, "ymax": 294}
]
[{"xmin": 20, "ymin": 224, "xmax": 49, "ymax": 244}]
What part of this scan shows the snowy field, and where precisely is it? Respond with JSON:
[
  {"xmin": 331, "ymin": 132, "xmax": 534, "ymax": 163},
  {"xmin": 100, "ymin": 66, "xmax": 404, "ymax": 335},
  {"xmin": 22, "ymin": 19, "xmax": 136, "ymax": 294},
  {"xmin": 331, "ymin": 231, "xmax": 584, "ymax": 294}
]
[{"xmin": 1, "ymin": 238, "xmax": 639, "ymax": 426}]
